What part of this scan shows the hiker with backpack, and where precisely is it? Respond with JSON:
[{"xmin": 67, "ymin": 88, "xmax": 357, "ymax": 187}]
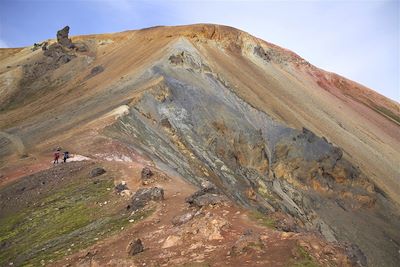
[
  {"xmin": 53, "ymin": 148, "xmax": 61, "ymax": 164},
  {"xmin": 63, "ymin": 151, "xmax": 69, "ymax": 163}
]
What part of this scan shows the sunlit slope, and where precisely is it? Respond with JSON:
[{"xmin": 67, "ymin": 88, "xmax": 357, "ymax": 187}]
[{"xmin": 1, "ymin": 24, "xmax": 398, "ymax": 204}]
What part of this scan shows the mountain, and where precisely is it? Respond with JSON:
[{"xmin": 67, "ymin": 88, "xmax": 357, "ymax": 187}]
[{"xmin": 0, "ymin": 24, "xmax": 399, "ymax": 267}]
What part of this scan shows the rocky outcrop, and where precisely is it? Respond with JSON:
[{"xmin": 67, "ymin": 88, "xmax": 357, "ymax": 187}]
[
  {"xmin": 57, "ymin": 26, "xmax": 73, "ymax": 48},
  {"xmin": 128, "ymin": 187, "xmax": 164, "ymax": 211},
  {"xmin": 102, "ymin": 37, "xmax": 400, "ymax": 266},
  {"xmin": 186, "ymin": 182, "xmax": 227, "ymax": 208}
]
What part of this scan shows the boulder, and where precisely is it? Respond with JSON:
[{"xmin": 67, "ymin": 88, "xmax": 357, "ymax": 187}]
[
  {"xmin": 115, "ymin": 181, "xmax": 128, "ymax": 193},
  {"xmin": 253, "ymin": 45, "xmax": 272, "ymax": 62},
  {"xmin": 74, "ymin": 42, "xmax": 88, "ymax": 52},
  {"xmin": 141, "ymin": 167, "xmax": 153, "ymax": 180},
  {"xmin": 43, "ymin": 43, "xmax": 76, "ymax": 64},
  {"xmin": 57, "ymin": 26, "xmax": 73, "ymax": 48},
  {"xmin": 127, "ymin": 238, "xmax": 144, "ymax": 256},
  {"xmin": 90, "ymin": 65, "xmax": 104, "ymax": 76},
  {"xmin": 172, "ymin": 211, "xmax": 195, "ymax": 226},
  {"xmin": 90, "ymin": 167, "xmax": 106, "ymax": 177},
  {"xmin": 190, "ymin": 193, "xmax": 226, "ymax": 208},
  {"xmin": 128, "ymin": 187, "xmax": 164, "ymax": 211},
  {"xmin": 186, "ymin": 181, "xmax": 226, "ymax": 208}
]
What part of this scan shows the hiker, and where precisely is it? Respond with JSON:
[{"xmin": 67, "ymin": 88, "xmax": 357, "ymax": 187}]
[
  {"xmin": 63, "ymin": 151, "xmax": 69, "ymax": 163},
  {"xmin": 53, "ymin": 148, "xmax": 60, "ymax": 164}
]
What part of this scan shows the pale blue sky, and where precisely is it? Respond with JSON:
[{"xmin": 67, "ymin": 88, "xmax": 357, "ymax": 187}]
[{"xmin": 0, "ymin": 0, "xmax": 399, "ymax": 101}]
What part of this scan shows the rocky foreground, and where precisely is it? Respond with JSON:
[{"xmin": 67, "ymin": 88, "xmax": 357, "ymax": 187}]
[{"xmin": 0, "ymin": 25, "xmax": 399, "ymax": 266}]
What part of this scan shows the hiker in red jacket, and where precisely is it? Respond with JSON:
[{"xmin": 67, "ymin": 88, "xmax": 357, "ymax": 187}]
[{"xmin": 53, "ymin": 149, "xmax": 60, "ymax": 164}]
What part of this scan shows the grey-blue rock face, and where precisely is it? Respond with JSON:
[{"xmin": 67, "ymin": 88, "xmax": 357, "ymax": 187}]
[{"xmin": 104, "ymin": 44, "xmax": 400, "ymax": 266}]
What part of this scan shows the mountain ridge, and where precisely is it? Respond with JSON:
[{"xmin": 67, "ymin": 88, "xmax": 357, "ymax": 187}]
[{"xmin": 0, "ymin": 24, "xmax": 399, "ymax": 266}]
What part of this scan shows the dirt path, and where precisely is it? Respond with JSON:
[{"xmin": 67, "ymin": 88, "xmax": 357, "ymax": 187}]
[{"xmin": 55, "ymin": 165, "xmax": 351, "ymax": 267}]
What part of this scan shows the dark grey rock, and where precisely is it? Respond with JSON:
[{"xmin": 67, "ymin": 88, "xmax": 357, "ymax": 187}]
[
  {"xmin": 191, "ymin": 193, "xmax": 226, "ymax": 208},
  {"xmin": 141, "ymin": 167, "xmax": 153, "ymax": 180},
  {"xmin": 254, "ymin": 45, "xmax": 272, "ymax": 62},
  {"xmin": 128, "ymin": 187, "xmax": 164, "ymax": 211},
  {"xmin": 345, "ymin": 243, "xmax": 367, "ymax": 267},
  {"xmin": 115, "ymin": 182, "xmax": 128, "ymax": 193},
  {"xmin": 169, "ymin": 52, "xmax": 184, "ymax": 65},
  {"xmin": 74, "ymin": 42, "xmax": 88, "ymax": 52},
  {"xmin": 57, "ymin": 26, "xmax": 73, "ymax": 48},
  {"xmin": 185, "ymin": 181, "xmax": 221, "ymax": 205},
  {"xmin": 127, "ymin": 238, "xmax": 144, "ymax": 256},
  {"xmin": 90, "ymin": 167, "xmax": 106, "ymax": 177},
  {"xmin": 90, "ymin": 65, "xmax": 104, "ymax": 76},
  {"xmin": 172, "ymin": 212, "xmax": 195, "ymax": 226}
]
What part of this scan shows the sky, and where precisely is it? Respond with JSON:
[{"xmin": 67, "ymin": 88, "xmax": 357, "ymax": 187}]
[{"xmin": 0, "ymin": 0, "xmax": 399, "ymax": 101}]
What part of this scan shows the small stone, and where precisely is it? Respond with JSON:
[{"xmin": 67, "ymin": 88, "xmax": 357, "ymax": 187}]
[
  {"xmin": 115, "ymin": 182, "xmax": 129, "ymax": 193},
  {"xmin": 172, "ymin": 212, "xmax": 195, "ymax": 226},
  {"xmin": 127, "ymin": 239, "xmax": 144, "ymax": 256},
  {"xmin": 141, "ymin": 167, "xmax": 153, "ymax": 180}
]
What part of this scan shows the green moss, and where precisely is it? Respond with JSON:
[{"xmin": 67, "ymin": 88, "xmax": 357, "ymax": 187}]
[
  {"xmin": 287, "ymin": 245, "xmax": 320, "ymax": 267},
  {"xmin": 0, "ymin": 176, "xmax": 153, "ymax": 266},
  {"xmin": 249, "ymin": 210, "xmax": 276, "ymax": 229}
]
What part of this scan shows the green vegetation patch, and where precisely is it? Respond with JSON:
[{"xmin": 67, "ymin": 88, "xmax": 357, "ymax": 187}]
[
  {"xmin": 0, "ymin": 174, "xmax": 152, "ymax": 266},
  {"xmin": 249, "ymin": 210, "xmax": 276, "ymax": 229},
  {"xmin": 287, "ymin": 245, "xmax": 320, "ymax": 267}
]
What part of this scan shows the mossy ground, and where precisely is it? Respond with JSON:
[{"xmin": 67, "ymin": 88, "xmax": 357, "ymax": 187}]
[
  {"xmin": 0, "ymin": 165, "xmax": 152, "ymax": 266},
  {"xmin": 287, "ymin": 245, "xmax": 320, "ymax": 267},
  {"xmin": 249, "ymin": 210, "xmax": 276, "ymax": 229}
]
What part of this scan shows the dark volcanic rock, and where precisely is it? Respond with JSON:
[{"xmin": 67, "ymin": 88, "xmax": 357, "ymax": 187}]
[
  {"xmin": 171, "ymin": 211, "xmax": 195, "ymax": 226},
  {"xmin": 191, "ymin": 193, "xmax": 226, "ymax": 208},
  {"xmin": 169, "ymin": 52, "xmax": 184, "ymax": 65},
  {"xmin": 186, "ymin": 182, "xmax": 226, "ymax": 208},
  {"xmin": 57, "ymin": 26, "xmax": 73, "ymax": 48},
  {"xmin": 90, "ymin": 167, "xmax": 106, "ymax": 177},
  {"xmin": 345, "ymin": 243, "xmax": 367, "ymax": 267},
  {"xmin": 32, "ymin": 41, "xmax": 48, "ymax": 51},
  {"xmin": 185, "ymin": 181, "xmax": 221, "ymax": 204},
  {"xmin": 42, "ymin": 43, "xmax": 76, "ymax": 64},
  {"xmin": 141, "ymin": 167, "xmax": 153, "ymax": 180},
  {"xmin": 74, "ymin": 42, "xmax": 88, "ymax": 52},
  {"xmin": 90, "ymin": 65, "xmax": 104, "ymax": 76},
  {"xmin": 127, "ymin": 238, "xmax": 144, "ymax": 256},
  {"xmin": 254, "ymin": 45, "xmax": 272, "ymax": 62},
  {"xmin": 128, "ymin": 187, "xmax": 164, "ymax": 211},
  {"xmin": 115, "ymin": 182, "xmax": 128, "ymax": 193}
]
